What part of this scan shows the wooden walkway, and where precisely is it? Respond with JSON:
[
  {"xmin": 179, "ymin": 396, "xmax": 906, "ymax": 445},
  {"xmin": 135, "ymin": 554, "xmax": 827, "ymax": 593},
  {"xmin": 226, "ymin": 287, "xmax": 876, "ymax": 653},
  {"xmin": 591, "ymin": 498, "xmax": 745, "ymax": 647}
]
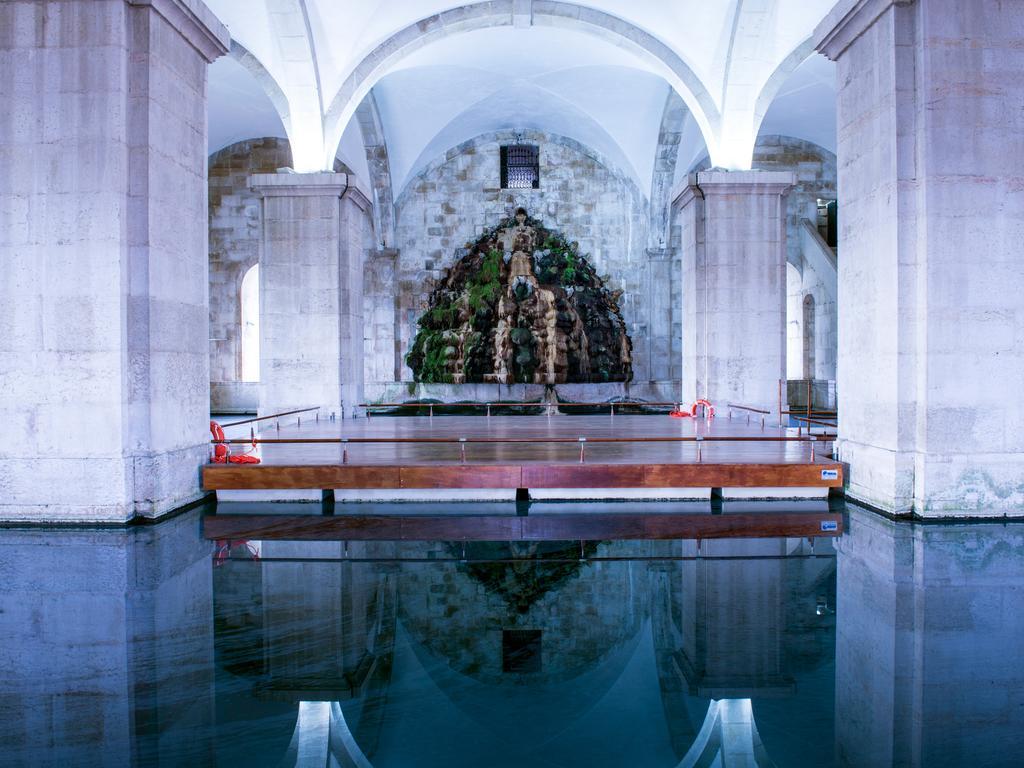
[{"xmin": 203, "ymin": 414, "xmax": 842, "ymax": 492}]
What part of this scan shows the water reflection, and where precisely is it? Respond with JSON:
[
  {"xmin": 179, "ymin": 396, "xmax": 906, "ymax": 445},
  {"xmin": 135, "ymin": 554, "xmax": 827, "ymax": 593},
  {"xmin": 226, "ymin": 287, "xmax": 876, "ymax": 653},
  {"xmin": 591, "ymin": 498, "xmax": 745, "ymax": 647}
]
[
  {"xmin": 0, "ymin": 511, "xmax": 215, "ymax": 767},
  {"xmin": 0, "ymin": 504, "xmax": 1022, "ymax": 767},
  {"xmin": 836, "ymin": 507, "xmax": 1024, "ymax": 767}
]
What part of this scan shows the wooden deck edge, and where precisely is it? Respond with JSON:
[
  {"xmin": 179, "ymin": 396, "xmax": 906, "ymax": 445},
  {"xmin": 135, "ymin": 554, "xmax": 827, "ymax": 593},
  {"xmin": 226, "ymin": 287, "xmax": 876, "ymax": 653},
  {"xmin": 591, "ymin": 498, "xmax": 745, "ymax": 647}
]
[
  {"xmin": 202, "ymin": 462, "xmax": 843, "ymax": 491},
  {"xmin": 202, "ymin": 511, "xmax": 844, "ymax": 541}
]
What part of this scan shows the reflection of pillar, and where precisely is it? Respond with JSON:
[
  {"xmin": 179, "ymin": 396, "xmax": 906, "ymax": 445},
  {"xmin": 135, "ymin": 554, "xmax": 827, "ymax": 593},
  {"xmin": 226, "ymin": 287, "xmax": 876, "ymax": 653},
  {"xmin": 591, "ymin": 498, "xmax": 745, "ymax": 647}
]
[
  {"xmin": 261, "ymin": 542, "xmax": 346, "ymax": 697},
  {"xmin": 673, "ymin": 172, "xmax": 794, "ymax": 414},
  {"xmin": 0, "ymin": 511, "xmax": 215, "ymax": 765},
  {"xmin": 259, "ymin": 543, "xmax": 395, "ymax": 702},
  {"xmin": 817, "ymin": 0, "xmax": 1024, "ymax": 515},
  {"xmin": 651, "ymin": 540, "xmax": 794, "ymax": 702},
  {"xmin": 0, "ymin": 0, "xmax": 228, "ymax": 521},
  {"xmin": 835, "ymin": 506, "xmax": 1024, "ymax": 767},
  {"xmin": 679, "ymin": 539, "xmax": 793, "ymax": 697},
  {"xmin": 251, "ymin": 174, "xmax": 371, "ymax": 419}
]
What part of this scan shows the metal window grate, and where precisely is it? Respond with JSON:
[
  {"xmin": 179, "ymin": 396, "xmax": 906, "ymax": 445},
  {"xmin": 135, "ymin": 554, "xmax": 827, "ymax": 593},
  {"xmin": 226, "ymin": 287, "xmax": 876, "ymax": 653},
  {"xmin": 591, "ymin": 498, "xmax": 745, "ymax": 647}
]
[{"xmin": 501, "ymin": 144, "xmax": 539, "ymax": 189}]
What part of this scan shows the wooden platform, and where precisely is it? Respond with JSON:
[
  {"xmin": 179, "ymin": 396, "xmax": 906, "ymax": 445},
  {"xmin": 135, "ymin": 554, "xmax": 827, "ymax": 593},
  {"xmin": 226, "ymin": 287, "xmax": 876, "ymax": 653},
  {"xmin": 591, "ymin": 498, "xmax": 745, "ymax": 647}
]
[{"xmin": 203, "ymin": 414, "xmax": 843, "ymax": 492}]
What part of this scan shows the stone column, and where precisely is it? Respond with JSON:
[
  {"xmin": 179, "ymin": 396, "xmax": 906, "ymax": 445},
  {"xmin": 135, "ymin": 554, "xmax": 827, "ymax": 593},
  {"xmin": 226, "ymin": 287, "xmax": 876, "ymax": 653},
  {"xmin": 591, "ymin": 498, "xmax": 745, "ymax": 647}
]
[
  {"xmin": 251, "ymin": 173, "xmax": 371, "ymax": 420},
  {"xmin": 364, "ymin": 248, "xmax": 402, "ymax": 386},
  {"xmin": 0, "ymin": 0, "xmax": 228, "ymax": 522},
  {"xmin": 644, "ymin": 248, "xmax": 676, "ymax": 383},
  {"xmin": 816, "ymin": 0, "xmax": 1024, "ymax": 516},
  {"xmin": 673, "ymin": 171, "xmax": 794, "ymax": 415}
]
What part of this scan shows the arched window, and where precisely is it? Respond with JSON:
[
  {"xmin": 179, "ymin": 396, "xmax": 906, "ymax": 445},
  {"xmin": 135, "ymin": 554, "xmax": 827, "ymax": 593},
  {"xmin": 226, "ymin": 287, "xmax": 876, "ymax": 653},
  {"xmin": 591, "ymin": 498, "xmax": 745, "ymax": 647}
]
[
  {"xmin": 803, "ymin": 293, "xmax": 816, "ymax": 380},
  {"xmin": 240, "ymin": 264, "xmax": 260, "ymax": 383}
]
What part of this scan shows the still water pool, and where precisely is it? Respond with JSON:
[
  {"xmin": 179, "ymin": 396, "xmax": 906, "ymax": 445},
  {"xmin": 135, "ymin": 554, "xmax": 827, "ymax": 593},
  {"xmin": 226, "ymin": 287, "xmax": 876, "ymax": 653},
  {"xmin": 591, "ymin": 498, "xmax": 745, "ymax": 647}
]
[{"xmin": 1, "ymin": 503, "xmax": 1022, "ymax": 767}]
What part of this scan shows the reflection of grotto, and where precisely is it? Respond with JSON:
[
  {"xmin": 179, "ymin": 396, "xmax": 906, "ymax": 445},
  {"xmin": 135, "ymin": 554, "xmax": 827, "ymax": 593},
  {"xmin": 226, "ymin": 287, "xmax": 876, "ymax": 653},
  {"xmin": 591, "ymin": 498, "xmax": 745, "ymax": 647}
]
[
  {"xmin": 451, "ymin": 541, "xmax": 601, "ymax": 614},
  {"xmin": 406, "ymin": 208, "xmax": 633, "ymax": 384}
]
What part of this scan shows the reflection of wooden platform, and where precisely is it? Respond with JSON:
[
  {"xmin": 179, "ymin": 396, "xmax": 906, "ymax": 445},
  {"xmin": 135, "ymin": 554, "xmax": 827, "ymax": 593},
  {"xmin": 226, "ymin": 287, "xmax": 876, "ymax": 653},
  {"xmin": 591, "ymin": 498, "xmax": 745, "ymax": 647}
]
[
  {"xmin": 203, "ymin": 415, "xmax": 842, "ymax": 493},
  {"xmin": 203, "ymin": 510, "xmax": 844, "ymax": 541}
]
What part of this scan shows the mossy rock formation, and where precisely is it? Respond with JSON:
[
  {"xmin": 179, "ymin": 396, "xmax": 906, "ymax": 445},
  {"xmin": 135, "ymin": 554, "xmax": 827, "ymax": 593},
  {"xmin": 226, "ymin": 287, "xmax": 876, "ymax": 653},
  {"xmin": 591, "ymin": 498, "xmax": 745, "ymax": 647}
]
[{"xmin": 406, "ymin": 209, "xmax": 633, "ymax": 384}]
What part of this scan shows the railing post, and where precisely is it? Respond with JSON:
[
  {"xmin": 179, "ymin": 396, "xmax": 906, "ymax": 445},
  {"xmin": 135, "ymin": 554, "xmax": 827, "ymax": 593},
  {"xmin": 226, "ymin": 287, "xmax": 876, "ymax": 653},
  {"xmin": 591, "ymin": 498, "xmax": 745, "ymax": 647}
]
[
  {"xmin": 696, "ymin": 436, "xmax": 703, "ymax": 463},
  {"xmin": 579, "ymin": 437, "xmax": 586, "ymax": 463},
  {"xmin": 342, "ymin": 438, "xmax": 348, "ymax": 464},
  {"xmin": 610, "ymin": 402, "xmax": 615, "ymax": 418},
  {"xmin": 487, "ymin": 403, "xmax": 491, "ymax": 418},
  {"xmin": 809, "ymin": 436, "xmax": 816, "ymax": 463},
  {"xmin": 761, "ymin": 415, "xmax": 765, "ymax": 430},
  {"xmin": 429, "ymin": 404, "xmax": 434, "ymax": 419},
  {"xmin": 460, "ymin": 438, "xmax": 466, "ymax": 464},
  {"xmin": 778, "ymin": 378, "xmax": 784, "ymax": 428}
]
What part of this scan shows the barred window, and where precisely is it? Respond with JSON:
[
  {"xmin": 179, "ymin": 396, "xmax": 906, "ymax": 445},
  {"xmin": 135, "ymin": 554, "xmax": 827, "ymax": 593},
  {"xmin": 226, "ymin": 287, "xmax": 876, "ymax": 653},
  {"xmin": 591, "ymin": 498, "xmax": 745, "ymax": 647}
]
[{"xmin": 500, "ymin": 144, "xmax": 539, "ymax": 189}]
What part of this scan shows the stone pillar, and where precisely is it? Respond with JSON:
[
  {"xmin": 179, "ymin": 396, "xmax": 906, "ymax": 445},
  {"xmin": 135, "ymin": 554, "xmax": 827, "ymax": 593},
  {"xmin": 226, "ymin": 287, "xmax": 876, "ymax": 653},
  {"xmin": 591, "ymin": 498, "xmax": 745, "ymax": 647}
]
[
  {"xmin": 0, "ymin": 0, "xmax": 228, "ymax": 522},
  {"xmin": 251, "ymin": 173, "xmax": 371, "ymax": 419},
  {"xmin": 673, "ymin": 171, "xmax": 794, "ymax": 414},
  {"xmin": 644, "ymin": 248, "xmax": 676, "ymax": 383},
  {"xmin": 816, "ymin": 0, "xmax": 1024, "ymax": 516},
  {"xmin": 364, "ymin": 248, "xmax": 402, "ymax": 385}
]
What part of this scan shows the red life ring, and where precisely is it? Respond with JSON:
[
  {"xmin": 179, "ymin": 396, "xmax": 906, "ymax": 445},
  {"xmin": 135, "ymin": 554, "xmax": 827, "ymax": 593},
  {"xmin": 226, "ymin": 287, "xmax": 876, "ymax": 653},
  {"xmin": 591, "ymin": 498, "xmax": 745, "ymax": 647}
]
[
  {"xmin": 691, "ymin": 399, "xmax": 715, "ymax": 418},
  {"xmin": 210, "ymin": 421, "xmax": 229, "ymax": 463},
  {"xmin": 669, "ymin": 410, "xmax": 692, "ymax": 418},
  {"xmin": 210, "ymin": 421, "xmax": 262, "ymax": 465}
]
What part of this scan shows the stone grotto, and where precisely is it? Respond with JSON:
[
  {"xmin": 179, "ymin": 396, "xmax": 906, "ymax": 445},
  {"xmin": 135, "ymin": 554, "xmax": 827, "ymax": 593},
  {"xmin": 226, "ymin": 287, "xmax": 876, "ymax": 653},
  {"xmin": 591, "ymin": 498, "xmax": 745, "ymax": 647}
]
[{"xmin": 405, "ymin": 208, "xmax": 633, "ymax": 385}]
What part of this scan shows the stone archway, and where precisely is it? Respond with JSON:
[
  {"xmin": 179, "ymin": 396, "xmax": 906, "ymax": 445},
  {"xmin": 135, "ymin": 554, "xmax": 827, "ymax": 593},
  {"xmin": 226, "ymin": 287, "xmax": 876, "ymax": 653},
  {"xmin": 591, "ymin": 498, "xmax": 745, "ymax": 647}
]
[{"xmin": 320, "ymin": 0, "xmax": 721, "ymax": 170}]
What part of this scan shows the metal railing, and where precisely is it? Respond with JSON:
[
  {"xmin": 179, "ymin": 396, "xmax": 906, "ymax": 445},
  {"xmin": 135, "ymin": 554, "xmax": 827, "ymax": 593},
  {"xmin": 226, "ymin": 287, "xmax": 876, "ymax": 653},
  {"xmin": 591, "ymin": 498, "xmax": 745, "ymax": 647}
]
[
  {"xmin": 219, "ymin": 406, "xmax": 322, "ymax": 429},
  {"xmin": 358, "ymin": 400, "xmax": 679, "ymax": 418},
  {"xmin": 212, "ymin": 432, "xmax": 837, "ymax": 465}
]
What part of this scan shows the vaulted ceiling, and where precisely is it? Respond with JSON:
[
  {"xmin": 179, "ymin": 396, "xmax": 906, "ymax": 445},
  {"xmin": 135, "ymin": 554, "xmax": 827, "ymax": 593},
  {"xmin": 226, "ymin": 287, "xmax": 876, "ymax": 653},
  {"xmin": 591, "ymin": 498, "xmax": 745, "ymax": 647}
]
[{"xmin": 205, "ymin": 0, "xmax": 839, "ymax": 199}]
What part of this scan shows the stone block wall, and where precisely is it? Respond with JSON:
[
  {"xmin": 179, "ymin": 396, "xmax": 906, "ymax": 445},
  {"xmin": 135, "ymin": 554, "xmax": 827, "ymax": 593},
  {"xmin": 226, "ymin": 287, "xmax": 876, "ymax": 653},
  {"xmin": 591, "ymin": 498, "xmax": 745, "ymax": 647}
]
[
  {"xmin": 391, "ymin": 130, "xmax": 667, "ymax": 389},
  {"xmin": 208, "ymin": 138, "xmax": 292, "ymax": 408}
]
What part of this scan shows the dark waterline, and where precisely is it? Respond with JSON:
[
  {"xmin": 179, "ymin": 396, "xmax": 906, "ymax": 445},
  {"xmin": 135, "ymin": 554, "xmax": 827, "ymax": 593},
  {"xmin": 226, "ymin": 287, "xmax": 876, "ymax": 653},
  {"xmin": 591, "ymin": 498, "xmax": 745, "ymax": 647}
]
[{"xmin": 0, "ymin": 503, "xmax": 1022, "ymax": 767}]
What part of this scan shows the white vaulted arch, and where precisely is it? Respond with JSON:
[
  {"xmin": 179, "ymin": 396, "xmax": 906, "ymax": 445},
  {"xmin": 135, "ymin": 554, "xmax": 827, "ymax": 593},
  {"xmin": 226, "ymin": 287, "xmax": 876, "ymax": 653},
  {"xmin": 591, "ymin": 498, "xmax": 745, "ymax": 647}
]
[
  {"xmin": 205, "ymin": 0, "xmax": 842, "ymax": 172},
  {"xmin": 320, "ymin": 1, "xmax": 723, "ymax": 173}
]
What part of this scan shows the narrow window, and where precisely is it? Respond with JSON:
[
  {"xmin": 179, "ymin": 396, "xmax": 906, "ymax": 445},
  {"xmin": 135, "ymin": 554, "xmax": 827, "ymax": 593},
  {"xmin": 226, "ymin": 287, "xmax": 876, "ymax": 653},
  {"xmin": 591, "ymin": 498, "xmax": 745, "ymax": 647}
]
[
  {"xmin": 240, "ymin": 264, "xmax": 260, "ymax": 382},
  {"xmin": 501, "ymin": 144, "xmax": 539, "ymax": 189},
  {"xmin": 803, "ymin": 293, "xmax": 816, "ymax": 380}
]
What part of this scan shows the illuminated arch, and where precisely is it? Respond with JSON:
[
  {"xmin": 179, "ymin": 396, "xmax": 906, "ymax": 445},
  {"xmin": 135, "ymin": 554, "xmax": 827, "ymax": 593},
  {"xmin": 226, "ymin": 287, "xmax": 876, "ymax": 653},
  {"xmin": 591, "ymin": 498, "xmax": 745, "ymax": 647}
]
[{"xmin": 320, "ymin": 1, "xmax": 722, "ymax": 172}]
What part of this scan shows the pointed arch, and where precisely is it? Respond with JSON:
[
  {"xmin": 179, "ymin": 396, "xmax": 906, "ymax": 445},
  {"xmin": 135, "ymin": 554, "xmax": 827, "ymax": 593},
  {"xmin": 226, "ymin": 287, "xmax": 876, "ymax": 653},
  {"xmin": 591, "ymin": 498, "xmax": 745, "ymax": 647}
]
[
  {"xmin": 228, "ymin": 41, "xmax": 295, "ymax": 164},
  {"xmin": 354, "ymin": 91, "xmax": 396, "ymax": 248}
]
